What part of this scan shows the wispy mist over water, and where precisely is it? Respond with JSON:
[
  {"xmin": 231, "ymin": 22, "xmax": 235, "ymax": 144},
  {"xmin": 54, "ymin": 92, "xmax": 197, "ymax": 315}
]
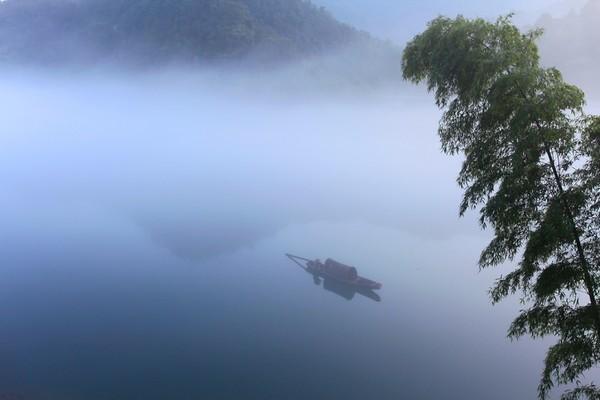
[
  {"xmin": 0, "ymin": 1, "xmax": 598, "ymax": 398},
  {"xmin": 0, "ymin": 68, "xmax": 476, "ymax": 260},
  {"xmin": 0, "ymin": 66, "xmax": 555, "ymax": 399}
]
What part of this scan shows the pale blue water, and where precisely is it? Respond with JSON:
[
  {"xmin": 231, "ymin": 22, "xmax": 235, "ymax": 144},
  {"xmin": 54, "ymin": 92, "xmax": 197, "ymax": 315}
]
[
  {"xmin": 0, "ymin": 73, "xmax": 551, "ymax": 400},
  {"xmin": 0, "ymin": 216, "xmax": 549, "ymax": 400}
]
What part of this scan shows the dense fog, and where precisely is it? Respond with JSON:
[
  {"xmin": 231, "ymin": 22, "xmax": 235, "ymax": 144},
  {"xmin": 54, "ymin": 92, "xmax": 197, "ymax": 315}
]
[
  {"xmin": 0, "ymin": 64, "xmax": 556, "ymax": 400},
  {"xmin": 0, "ymin": 66, "xmax": 476, "ymax": 261},
  {"xmin": 1, "ymin": 1, "xmax": 599, "ymax": 399}
]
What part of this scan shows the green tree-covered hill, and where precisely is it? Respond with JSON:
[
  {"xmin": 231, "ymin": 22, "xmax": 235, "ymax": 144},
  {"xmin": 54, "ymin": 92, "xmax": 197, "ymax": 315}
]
[{"xmin": 0, "ymin": 0, "xmax": 378, "ymax": 65}]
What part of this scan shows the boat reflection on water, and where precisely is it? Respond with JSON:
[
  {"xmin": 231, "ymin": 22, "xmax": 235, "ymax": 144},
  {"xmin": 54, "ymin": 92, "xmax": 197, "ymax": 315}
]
[
  {"xmin": 320, "ymin": 276, "xmax": 382, "ymax": 302},
  {"xmin": 286, "ymin": 254, "xmax": 382, "ymax": 303}
]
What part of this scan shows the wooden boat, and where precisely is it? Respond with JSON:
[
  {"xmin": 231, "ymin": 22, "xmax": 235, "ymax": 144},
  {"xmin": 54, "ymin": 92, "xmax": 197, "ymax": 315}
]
[{"xmin": 286, "ymin": 254, "xmax": 382, "ymax": 290}]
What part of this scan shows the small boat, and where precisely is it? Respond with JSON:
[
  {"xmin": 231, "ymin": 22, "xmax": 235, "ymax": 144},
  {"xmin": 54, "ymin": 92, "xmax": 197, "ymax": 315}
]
[{"xmin": 286, "ymin": 254, "xmax": 382, "ymax": 290}]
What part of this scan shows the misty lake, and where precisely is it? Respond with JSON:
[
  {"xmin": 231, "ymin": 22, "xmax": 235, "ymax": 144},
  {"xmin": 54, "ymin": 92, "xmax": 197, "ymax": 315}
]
[{"xmin": 0, "ymin": 71, "xmax": 553, "ymax": 399}]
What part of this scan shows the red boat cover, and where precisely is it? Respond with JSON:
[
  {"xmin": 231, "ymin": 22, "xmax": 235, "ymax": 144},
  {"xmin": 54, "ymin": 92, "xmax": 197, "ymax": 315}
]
[{"xmin": 324, "ymin": 259, "xmax": 358, "ymax": 280}]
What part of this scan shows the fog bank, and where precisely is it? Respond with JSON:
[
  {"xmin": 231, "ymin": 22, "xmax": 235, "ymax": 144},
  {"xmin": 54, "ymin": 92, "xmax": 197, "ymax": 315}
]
[{"xmin": 0, "ymin": 68, "xmax": 478, "ymax": 262}]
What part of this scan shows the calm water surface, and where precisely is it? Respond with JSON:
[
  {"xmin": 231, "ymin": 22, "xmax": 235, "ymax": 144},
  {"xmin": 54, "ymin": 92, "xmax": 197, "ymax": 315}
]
[{"xmin": 0, "ymin": 73, "xmax": 552, "ymax": 399}]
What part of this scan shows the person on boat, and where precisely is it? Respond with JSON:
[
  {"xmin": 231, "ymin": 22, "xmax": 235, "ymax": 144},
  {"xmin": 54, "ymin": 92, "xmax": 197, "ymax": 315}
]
[{"xmin": 307, "ymin": 259, "xmax": 323, "ymax": 273}]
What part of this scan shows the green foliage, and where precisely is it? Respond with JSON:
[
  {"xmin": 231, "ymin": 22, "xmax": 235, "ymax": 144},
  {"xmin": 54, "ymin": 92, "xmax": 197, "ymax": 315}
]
[
  {"xmin": 402, "ymin": 15, "xmax": 600, "ymax": 400},
  {"xmin": 582, "ymin": 117, "xmax": 600, "ymax": 213},
  {"xmin": 562, "ymin": 384, "xmax": 600, "ymax": 400}
]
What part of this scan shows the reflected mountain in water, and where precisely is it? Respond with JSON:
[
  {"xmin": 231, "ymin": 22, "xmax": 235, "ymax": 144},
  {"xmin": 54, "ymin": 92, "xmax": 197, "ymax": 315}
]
[
  {"xmin": 136, "ymin": 213, "xmax": 283, "ymax": 261},
  {"xmin": 287, "ymin": 254, "xmax": 382, "ymax": 302}
]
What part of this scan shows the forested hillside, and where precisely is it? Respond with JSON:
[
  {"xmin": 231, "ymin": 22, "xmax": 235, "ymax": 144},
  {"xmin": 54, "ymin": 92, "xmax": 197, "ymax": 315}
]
[{"xmin": 0, "ymin": 0, "xmax": 377, "ymax": 65}]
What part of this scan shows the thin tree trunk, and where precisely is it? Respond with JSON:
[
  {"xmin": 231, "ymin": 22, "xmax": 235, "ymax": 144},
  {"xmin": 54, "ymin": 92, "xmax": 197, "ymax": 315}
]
[
  {"xmin": 516, "ymin": 78, "xmax": 600, "ymax": 338},
  {"xmin": 543, "ymin": 142, "xmax": 600, "ymax": 338}
]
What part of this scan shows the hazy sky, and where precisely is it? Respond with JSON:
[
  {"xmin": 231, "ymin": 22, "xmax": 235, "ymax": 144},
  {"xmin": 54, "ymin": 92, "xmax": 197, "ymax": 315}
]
[{"xmin": 314, "ymin": 0, "xmax": 587, "ymax": 43}]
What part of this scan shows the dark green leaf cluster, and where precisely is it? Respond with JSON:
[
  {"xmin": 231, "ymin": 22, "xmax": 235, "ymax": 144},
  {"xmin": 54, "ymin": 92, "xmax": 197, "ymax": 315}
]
[
  {"xmin": 403, "ymin": 15, "xmax": 600, "ymax": 400},
  {"xmin": 562, "ymin": 384, "xmax": 600, "ymax": 400}
]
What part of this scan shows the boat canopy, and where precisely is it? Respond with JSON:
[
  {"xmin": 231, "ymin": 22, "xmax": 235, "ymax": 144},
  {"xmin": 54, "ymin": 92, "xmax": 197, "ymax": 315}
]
[{"xmin": 324, "ymin": 259, "xmax": 358, "ymax": 280}]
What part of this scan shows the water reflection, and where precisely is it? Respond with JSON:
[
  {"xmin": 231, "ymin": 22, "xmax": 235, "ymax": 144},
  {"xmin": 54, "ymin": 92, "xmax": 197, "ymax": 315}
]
[
  {"xmin": 138, "ymin": 216, "xmax": 280, "ymax": 261},
  {"xmin": 287, "ymin": 254, "xmax": 382, "ymax": 302},
  {"xmin": 322, "ymin": 278, "xmax": 382, "ymax": 302}
]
